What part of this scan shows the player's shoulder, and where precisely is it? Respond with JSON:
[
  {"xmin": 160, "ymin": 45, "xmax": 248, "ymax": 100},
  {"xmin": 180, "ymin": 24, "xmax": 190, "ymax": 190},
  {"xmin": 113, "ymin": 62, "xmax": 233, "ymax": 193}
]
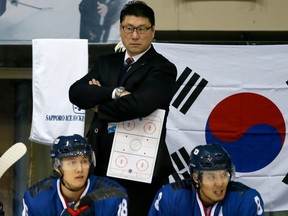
[
  {"xmin": 89, "ymin": 175, "xmax": 125, "ymax": 190},
  {"xmin": 228, "ymin": 181, "xmax": 259, "ymax": 196},
  {"xmin": 166, "ymin": 179, "xmax": 195, "ymax": 192},
  {"xmin": 27, "ymin": 177, "xmax": 55, "ymax": 197},
  {"xmin": 225, "ymin": 181, "xmax": 264, "ymax": 215},
  {"xmin": 88, "ymin": 175, "xmax": 128, "ymax": 202},
  {"xmin": 155, "ymin": 179, "xmax": 196, "ymax": 208}
]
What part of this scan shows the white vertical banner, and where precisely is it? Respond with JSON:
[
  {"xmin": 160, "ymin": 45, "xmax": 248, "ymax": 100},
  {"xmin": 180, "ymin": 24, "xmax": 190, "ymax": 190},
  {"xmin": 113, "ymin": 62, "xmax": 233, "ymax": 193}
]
[
  {"xmin": 29, "ymin": 39, "xmax": 88, "ymax": 145},
  {"xmin": 153, "ymin": 43, "xmax": 288, "ymax": 212}
]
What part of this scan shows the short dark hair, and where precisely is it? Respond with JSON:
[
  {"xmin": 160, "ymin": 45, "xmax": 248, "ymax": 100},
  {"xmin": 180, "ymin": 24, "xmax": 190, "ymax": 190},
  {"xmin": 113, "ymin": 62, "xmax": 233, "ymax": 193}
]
[{"xmin": 120, "ymin": 1, "xmax": 155, "ymax": 26}]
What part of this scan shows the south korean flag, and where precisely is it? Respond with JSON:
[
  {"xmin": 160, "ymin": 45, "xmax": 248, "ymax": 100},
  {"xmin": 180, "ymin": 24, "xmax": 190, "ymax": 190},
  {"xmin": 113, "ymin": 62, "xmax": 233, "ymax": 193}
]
[{"xmin": 153, "ymin": 43, "xmax": 288, "ymax": 212}]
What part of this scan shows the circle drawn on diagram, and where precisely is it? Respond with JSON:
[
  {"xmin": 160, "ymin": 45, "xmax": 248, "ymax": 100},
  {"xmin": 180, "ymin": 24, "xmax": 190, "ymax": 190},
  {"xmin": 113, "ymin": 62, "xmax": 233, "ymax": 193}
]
[
  {"xmin": 123, "ymin": 120, "xmax": 135, "ymax": 131},
  {"xmin": 115, "ymin": 155, "xmax": 128, "ymax": 168},
  {"xmin": 130, "ymin": 139, "xmax": 142, "ymax": 151},
  {"xmin": 136, "ymin": 159, "xmax": 149, "ymax": 172},
  {"xmin": 143, "ymin": 122, "xmax": 156, "ymax": 134}
]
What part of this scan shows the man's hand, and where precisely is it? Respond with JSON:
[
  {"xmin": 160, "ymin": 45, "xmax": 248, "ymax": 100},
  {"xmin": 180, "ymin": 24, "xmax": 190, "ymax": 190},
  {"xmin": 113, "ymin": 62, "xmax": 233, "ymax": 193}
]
[
  {"xmin": 120, "ymin": 91, "xmax": 131, "ymax": 97},
  {"xmin": 89, "ymin": 79, "xmax": 101, "ymax": 86},
  {"xmin": 97, "ymin": 1, "xmax": 108, "ymax": 17},
  {"xmin": 89, "ymin": 79, "xmax": 100, "ymax": 112},
  {"xmin": 93, "ymin": 105, "xmax": 98, "ymax": 113}
]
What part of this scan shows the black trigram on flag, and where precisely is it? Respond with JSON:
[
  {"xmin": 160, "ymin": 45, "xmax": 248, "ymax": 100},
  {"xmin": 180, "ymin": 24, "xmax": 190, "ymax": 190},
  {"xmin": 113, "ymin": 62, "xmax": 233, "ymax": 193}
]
[
  {"xmin": 172, "ymin": 67, "xmax": 208, "ymax": 114},
  {"xmin": 170, "ymin": 147, "xmax": 191, "ymax": 181}
]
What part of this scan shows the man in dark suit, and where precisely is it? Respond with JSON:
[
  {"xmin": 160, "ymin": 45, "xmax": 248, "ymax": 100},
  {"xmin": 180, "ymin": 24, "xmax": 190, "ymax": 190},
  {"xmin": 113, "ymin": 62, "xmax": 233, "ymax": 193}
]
[{"xmin": 69, "ymin": 1, "xmax": 177, "ymax": 215}]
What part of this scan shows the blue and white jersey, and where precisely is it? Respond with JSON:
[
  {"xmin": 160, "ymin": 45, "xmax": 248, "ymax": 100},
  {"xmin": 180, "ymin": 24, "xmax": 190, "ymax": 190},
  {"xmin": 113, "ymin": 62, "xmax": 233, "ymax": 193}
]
[
  {"xmin": 148, "ymin": 180, "xmax": 264, "ymax": 216},
  {"xmin": 22, "ymin": 175, "xmax": 128, "ymax": 216}
]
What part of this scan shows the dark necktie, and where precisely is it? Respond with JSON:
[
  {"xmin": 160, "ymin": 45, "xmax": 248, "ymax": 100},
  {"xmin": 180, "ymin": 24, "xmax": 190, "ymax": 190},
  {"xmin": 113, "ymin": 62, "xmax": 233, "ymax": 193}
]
[
  {"xmin": 123, "ymin": 57, "xmax": 134, "ymax": 71},
  {"xmin": 118, "ymin": 57, "xmax": 134, "ymax": 84}
]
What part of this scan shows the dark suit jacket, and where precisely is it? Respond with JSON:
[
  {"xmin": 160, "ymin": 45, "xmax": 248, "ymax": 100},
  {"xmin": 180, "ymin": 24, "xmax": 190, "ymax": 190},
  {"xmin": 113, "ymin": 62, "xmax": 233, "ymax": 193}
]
[{"xmin": 69, "ymin": 45, "xmax": 177, "ymax": 179}]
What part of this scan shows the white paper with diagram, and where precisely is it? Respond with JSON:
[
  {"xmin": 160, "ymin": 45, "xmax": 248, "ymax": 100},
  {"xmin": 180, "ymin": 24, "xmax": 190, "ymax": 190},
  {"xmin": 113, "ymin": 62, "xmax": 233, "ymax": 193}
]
[{"xmin": 107, "ymin": 109, "xmax": 165, "ymax": 183}]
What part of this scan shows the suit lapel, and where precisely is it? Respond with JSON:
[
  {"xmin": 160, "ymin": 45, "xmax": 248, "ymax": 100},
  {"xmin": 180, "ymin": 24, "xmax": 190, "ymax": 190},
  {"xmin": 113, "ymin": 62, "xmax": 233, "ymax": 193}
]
[{"xmin": 120, "ymin": 46, "xmax": 158, "ymax": 84}]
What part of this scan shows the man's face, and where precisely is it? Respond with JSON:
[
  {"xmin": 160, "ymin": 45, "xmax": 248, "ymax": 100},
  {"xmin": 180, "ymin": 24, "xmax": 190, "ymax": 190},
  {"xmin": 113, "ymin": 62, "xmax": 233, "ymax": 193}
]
[
  {"xmin": 120, "ymin": 15, "xmax": 155, "ymax": 57},
  {"xmin": 59, "ymin": 156, "xmax": 90, "ymax": 191},
  {"xmin": 194, "ymin": 170, "xmax": 230, "ymax": 206}
]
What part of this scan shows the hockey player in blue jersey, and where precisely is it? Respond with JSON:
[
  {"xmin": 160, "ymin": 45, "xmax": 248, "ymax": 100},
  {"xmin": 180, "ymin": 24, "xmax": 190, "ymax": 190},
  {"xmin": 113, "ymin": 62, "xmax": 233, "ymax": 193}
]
[
  {"xmin": 148, "ymin": 143, "xmax": 264, "ymax": 216},
  {"xmin": 22, "ymin": 134, "xmax": 128, "ymax": 216}
]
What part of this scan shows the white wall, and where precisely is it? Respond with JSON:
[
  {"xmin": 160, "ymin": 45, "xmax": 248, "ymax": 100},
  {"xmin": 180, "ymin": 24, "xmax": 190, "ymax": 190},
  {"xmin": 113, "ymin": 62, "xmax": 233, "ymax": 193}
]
[{"xmin": 145, "ymin": 0, "xmax": 288, "ymax": 31}]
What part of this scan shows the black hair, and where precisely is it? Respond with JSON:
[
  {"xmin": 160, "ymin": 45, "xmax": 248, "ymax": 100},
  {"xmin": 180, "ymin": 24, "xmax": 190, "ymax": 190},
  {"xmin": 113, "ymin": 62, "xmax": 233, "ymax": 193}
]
[{"xmin": 120, "ymin": 1, "xmax": 155, "ymax": 26}]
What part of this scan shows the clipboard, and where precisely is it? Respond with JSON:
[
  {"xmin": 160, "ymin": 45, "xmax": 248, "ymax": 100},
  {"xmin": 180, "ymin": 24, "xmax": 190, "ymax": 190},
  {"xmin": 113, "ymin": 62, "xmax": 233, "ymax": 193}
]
[{"xmin": 107, "ymin": 109, "xmax": 165, "ymax": 183}]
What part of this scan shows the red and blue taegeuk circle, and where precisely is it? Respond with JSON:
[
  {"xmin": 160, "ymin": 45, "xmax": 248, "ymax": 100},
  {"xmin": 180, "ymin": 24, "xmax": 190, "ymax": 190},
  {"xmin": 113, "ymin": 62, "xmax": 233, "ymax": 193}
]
[{"xmin": 205, "ymin": 92, "xmax": 286, "ymax": 172}]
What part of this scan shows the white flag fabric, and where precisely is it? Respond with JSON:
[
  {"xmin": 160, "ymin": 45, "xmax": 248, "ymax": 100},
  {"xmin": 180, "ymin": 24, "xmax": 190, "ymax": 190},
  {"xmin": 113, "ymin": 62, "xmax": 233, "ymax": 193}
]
[
  {"xmin": 153, "ymin": 43, "xmax": 288, "ymax": 212},
  {"xmin": 30, "ymin": 39, "xmax": 88, "ymax": 145}
]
